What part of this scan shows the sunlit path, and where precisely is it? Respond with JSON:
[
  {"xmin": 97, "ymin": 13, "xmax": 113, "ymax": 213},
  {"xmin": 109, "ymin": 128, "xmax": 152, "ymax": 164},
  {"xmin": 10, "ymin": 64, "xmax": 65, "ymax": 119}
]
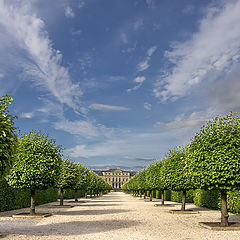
[{"xmin": 1, "ymin": 192, "xmax": 240, "ymax": 239}]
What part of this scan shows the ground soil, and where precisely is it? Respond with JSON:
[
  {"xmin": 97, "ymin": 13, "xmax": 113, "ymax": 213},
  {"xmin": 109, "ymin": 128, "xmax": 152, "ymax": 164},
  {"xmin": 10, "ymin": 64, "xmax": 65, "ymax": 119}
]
[{"xmin": 1, "ymin": 192, "xmax": 240, "ymax": 239}]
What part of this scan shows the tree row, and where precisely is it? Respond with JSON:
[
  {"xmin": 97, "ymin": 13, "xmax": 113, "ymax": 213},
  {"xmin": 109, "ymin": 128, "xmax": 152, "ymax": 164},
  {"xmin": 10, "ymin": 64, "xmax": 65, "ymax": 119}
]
[
  {"xmin": 0, "ymin": 94, "xmax": 111, "ymax": 215},
  {"xmin": 122, "ymin": 112, "xmax": 240, "ymax": 227}
]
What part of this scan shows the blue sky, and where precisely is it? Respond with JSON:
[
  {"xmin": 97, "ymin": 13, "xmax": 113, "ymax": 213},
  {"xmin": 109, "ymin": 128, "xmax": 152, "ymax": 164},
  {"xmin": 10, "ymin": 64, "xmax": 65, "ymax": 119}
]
[{"xmin": 1, "ymin": 0, "xmax": 240, "ymax": 171}]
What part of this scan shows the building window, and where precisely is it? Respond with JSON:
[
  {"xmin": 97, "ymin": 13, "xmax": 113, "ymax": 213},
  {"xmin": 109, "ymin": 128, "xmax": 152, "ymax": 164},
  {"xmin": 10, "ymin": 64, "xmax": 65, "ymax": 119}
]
[
  {"xmin": 109, "ymin": 178, "xmax": 110, "ymax": 182},
  {"xmin": 123, "ymin": 178, "xmax": 124, "ymax": 182},
  {"xmin": 126, "ymin": 178, "xmax": 128, "ymax": 181},
  {"xmin": 119, "ymin": 178, "xmax": 121, "ymax": 182}
]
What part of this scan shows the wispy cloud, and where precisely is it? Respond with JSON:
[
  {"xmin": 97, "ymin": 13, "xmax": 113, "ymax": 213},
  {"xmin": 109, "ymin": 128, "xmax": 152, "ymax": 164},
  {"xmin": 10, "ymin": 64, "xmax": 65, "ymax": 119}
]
[
  {"xmin": 66, "ymin": 128, "xmax": 194, "ymax": 159},
  {"xmin": 20, "ymin": 112, "xmax": 34, "ymax": 119},
  {"xmin": 127, "ymin": 76, "xmax": 146, "ymax": 92},
  {"xmin": 0, "ymin": 73, "xmax": 4, "ymax": 78},
  {"xmin": 54, "ymin": 119, "xmax": 115, "ymax": 139},
  {"xmin": 134, "ymin": 76, "xmax": 146, "ymax": 83},
  {"xmin": 154, "ymin": 0, "xmax": 240, "ymax": 101},
  {"xmin": 121, "ymin": 32, "xmax": 128, "ymax": 44},
  {"xmin": 0, "ymin": 1, "xmax": 82, "ymax": 110},
  {"xmin": 78, "ymin": 0, "xmax": 85, "ymax": 9},
  {"xmin": 137, "ymin": 46, "xmax": 157, "ymax": 71},
  {"xmin": 133, "ymin": 18, "xmax": 144, "ymax": 31},
  {"xmin": 89, "ymin": 104, "xmax": 130, "ymax": 111},
  {"xmin": 154, "ymin": 109, "xmax": 216, "ymax": 129},
  {"xmin": 64, "ymin": 6, "xmax": 75, "ymax": 18},
  {"xmin": 146, "ymin": 0, "xmax": 155, "ymax": 8},
  {"xmin": 144, "ymin": 102, "xmax": 152, "ymax": 110},
  {"xmin": 70, "ymin": 29, "xmax": 82, "ymax": 35}
]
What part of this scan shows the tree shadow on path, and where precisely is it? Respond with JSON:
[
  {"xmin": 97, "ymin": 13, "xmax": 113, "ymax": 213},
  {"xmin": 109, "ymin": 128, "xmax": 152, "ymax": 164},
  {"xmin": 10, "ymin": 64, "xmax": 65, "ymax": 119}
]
[
  {"xmin": 1, "ymin": 219, "xmax": 139, "ymax": 237},
  {"xmin": 54, "ymin": 208, "xmax": 131, "ymax": 216}
]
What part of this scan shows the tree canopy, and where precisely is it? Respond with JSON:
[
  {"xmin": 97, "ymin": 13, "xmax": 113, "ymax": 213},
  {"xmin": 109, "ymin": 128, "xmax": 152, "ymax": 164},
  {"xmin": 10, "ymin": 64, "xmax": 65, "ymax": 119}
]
[
  {"xmin": 0, "ymin": 94, "xmax": 17, "ymax": 176},
  {"xmin": 187, "ymin": 112, "xmax": 240, "ymax": 191},
  {"xmin": 6, "ymin": 131, "xmax": 63, "ymax": 190}
]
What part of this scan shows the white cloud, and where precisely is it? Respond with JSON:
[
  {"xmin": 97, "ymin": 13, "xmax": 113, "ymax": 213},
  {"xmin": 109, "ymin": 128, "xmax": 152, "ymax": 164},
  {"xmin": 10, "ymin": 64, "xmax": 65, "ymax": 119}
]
[
  {"xmin": 64, "ymin": 6, "xmax": 75, "ymax": 18},
  {"xmin": 54, "ymin": 119, "xmax": 114, "ymax": 139},
  {"xmin": 0, "ymin": 1, "xmax": 82, "ymax": 110},
  {"xmin": 134, "ymin": 76, "xmax": 146, "ymax": 83},
  {"xmin": 147, "ymin": 46, "xmax": 157, "ymax": 56},
  {"xmin": 121, "ymin": 32, "xmax": 128, "ymax": 44},
  {"xmin": 155, "ymin": 109, "xmax": 216, "ymax": 129},
  {"xmin": 146, "ymin": 0, "xmax": 155, "ymax": 8},
  {"xmin": 127, "ymin": 76, "xmax": 146, "ymax": 92},
  {"xmin": 70, "ymin": 29, "xmax": 82, "ymax": 35},
  {"xmin": 154, "ymin": 1, "xmax": 240, "ymax": 101},
  {"xmin": 137, "ymin": 46, "xmax": 157, "ymax": 71},
  {"xmin": 133, "ymin": 18, "xmax": 144, "ymax": 31},
  {"xmin": 0, "ymin": 73, "xmax": 4, "ymax": 78},
  {"xmin": 144, "ymin": 102, "xmax": 152, "ymax": 110},
  {"xmin": 89, "ymin": 104, "xmax": 130, "ymax": 111},
  {"xmin": 137, "ymin": 60, "xmax": 149, "ymax": 72},
  {"xmin": 66, "ymin": 128, "xmax": 194, "ymax": 159},
  {"xmin": 78, "ymin": 0, "xmax": 85, "ymax": 8},
  {"xmin": 20, "ymin": 112, "xmax": 34, "ymax": 119}
]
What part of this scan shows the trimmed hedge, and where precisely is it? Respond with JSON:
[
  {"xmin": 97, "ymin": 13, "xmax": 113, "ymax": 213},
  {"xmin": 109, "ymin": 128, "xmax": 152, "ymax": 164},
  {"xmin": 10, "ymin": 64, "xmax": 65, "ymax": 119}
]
[
  {"xmin": 63, "ymin": 189, "xmax": 85, "ymax": 199},
  {"xmin": 0, "ymin": 178, "xmax": 58, "ymax": 212},
  {"xmin": 165, "ymin": 189, "xmax": 240, "ymax": 213}
]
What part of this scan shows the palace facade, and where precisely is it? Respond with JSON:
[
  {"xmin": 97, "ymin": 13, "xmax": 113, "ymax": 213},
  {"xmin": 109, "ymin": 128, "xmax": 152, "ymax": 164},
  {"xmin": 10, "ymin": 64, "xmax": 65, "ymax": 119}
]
[{"xmin": 93, "ymin": 167, "xmax": 136, "ymax": 189}]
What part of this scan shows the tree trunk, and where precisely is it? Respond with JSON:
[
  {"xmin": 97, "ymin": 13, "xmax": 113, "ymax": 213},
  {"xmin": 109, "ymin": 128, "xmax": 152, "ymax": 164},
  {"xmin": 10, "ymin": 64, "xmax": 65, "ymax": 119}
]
[
  {"xmin": 60, "ymin": 188, "xmax": 64, "ymax": 206},
  {"xmin": 30, "ymin": 189, "xmax": 36, "ymax": 215},
  {"xmin": 74, "ymin": 190, "xmax": 78, "ymax": 202},
  {"xmin": 85, "ymin": 192, "xmax": 87, "ymax": 198},
  {"xmin": 149, "ymin": 191, "xmax": 152, "ymax": 201},
  {"xmin": 140, "ymin": 191, "xmax": 142, "ymax": 198},
  {"xmin": 220, "ymin": 190, "xmax": 229, "ymax": 227},
  {"xmin": 144, "ymin": 191, "xmax": 146, "ymax": 199},
  {"xmin": 181, "ymin": 190, "xmax": 186, "ymax": 211},
  {"xmin": 161, "ymin": 190, "xmax": 165, "ymax": 205}
]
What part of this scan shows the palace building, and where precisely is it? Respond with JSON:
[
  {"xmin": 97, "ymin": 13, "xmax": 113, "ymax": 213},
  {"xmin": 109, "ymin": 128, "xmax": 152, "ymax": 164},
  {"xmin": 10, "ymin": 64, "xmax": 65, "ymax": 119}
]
[{"xmin": 93, "ymin": 167, "xmax": 136, "ymax": 189}]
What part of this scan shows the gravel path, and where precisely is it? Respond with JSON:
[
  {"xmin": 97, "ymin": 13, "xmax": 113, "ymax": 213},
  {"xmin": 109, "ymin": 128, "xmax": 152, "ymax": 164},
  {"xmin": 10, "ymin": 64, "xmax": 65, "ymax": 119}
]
[{"xmin": 1, "ymin": 192, "xmax": 240, "ymax": 239}]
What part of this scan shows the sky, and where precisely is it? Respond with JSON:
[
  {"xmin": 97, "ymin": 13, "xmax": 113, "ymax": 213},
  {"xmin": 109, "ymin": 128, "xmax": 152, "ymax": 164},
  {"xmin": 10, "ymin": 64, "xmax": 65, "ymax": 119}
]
[{"xmin": 1, "ymin": 0, "xmax": 240, "ymax": 171}]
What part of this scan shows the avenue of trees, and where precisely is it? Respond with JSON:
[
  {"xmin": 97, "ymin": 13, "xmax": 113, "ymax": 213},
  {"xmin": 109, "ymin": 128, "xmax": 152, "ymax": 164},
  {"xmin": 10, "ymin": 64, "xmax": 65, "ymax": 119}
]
[
  {"xmin": 123, "ymin": 112, "xmax": 240, "ymax": 227},
  {"xmin": 0, "ymin": 94, "xmax": 111, "ymax": 215}
]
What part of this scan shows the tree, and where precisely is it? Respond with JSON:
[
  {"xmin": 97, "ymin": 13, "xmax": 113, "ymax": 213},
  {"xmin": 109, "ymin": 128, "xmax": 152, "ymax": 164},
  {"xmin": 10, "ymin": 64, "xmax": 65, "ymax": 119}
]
[
  {"xmin": 56, "ymin": 159, "xmax": 79, "ymax": 205},
  {"xmin": 135, "ymin": 169, "xmax": 147, "ymax": 198},
  {"xmin": 164, "ymin": 147, "xmax": 194, "ymax": 210},
  {"xmin": 6, "ymin": 131, "xmax": 62, "ymax": 215},
  {"xmin": 0, "ymin": 94, "xmax": 17, "ymax": 176},
  {"xmin": 188, "ymin": 112, "xmax": 240, "ymax": 226},
  {"xmin": 87, "ymin": 172, "xmax": 111, "ymax": 197},
  {"xmin": 146, "ymin": 161, "xmax": 166, "ymax": 203},
  {"xmin": 73, "ymin": 164, "xmax": 90, "ymax": 202}
]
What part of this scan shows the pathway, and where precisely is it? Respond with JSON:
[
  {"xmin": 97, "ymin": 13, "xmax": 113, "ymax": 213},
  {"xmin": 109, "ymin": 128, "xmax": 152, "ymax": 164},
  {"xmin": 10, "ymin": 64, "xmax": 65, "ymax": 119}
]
[{"xmin": 1, "ymin": 192, "xmax": 240, "ymax": 239}]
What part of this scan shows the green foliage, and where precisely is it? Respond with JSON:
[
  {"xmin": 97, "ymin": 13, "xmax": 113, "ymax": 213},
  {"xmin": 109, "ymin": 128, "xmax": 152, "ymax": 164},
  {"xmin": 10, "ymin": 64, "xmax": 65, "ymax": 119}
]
[
  {"xmin": 0, "ymin": 94, "xmax": 17, "ymax": 176},
  {"xmin": 193, "ymin": 189, "xmax": 219, "ymax": 209},
  {"xmin": 146, "ymin": 161, "xmax": 166, "ymax": 190},
  {"xmin": 62, "ymin": 189, "xmax": 85, "ymax": 199},
  {"xmin": 169, "ymin": 190, "xmax": 194, "ymax": 203},
  {"xmin": 56, "ymin": 159, "xmax": 79, "ymax": 190},
  {"xmin": 164, "ymin": 147, "xmax": 194, "ymax": 191},
  {"xmin": 227, "ymin": 190, "xmax": 240, "ymax": 213},
  {"xmin": 6, "ymin": 131, "xmax": 62, "ymax": 190},
  {"xmin": 73, "ymin": 164, "xmax": 90, "ymax": 191},
  {"xmin": 87, "ymin": 172, "xmax": 111, "ymax": 194},
  {"xmin": 188, "ymin": 112, "xmax": 240, "ymax": 191},
  {"xmin": 0, "ymin": 178, "xmax": 58, "ymax": 212}
]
